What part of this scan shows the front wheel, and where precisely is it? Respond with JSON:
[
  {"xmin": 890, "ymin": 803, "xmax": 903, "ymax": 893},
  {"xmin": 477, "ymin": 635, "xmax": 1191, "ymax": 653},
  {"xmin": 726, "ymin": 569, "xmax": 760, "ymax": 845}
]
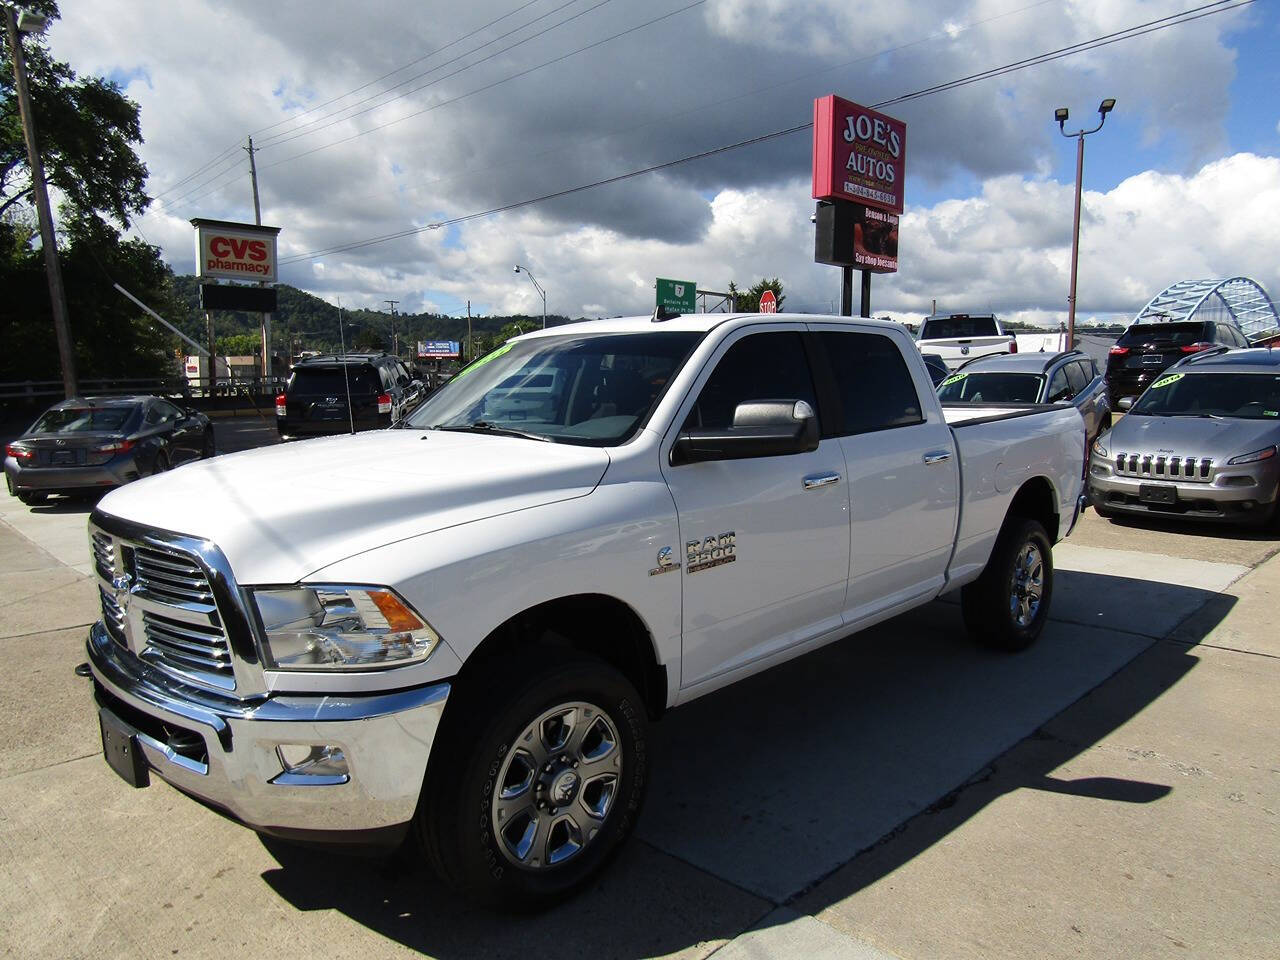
[
  {"xmin": 961, "ymin": 518, "xmax": 1053, "ymax": 651},
  {"xmin": 416, "ymin": 651, "xmax": 649, "ymax": 908}
]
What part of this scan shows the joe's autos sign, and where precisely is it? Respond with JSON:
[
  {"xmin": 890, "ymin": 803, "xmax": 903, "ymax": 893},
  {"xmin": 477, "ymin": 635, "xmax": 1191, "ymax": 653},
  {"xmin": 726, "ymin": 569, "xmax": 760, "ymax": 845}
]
[
  {"xmin": 812, "ymin": 96, "xmax": 906, "ymax": 215},
  {"xmin": 191, "ymin": 218, "xmax": 281, "ymax": 283}
]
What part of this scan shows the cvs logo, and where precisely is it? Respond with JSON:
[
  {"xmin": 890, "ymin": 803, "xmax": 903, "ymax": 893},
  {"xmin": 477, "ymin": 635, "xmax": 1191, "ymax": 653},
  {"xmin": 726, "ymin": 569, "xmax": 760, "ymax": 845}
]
[{"xmin": 210, "ymin": 236, "xmax": 268, "ymax": 262}]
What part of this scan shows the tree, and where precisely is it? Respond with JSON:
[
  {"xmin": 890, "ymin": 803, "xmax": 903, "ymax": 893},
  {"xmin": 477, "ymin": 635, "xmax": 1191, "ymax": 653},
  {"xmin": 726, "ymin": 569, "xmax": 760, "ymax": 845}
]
[
  {"xmin": 0, "ymin": 1, "xmax": 175, "ymax": 384},
  {"xmin": 1, "ymin": 1, "xmax": 149, "ymax": 231},
  {"xmin": 219, "ymin": 333, "xmax": 262, "ymax": 357},
  {"xmin": 352, "ymin": 326, "xmax": 386, "ymax": 352},
  {"xmin": 728, "ymin": 278, "xmax": 786, "ymax": 313}
]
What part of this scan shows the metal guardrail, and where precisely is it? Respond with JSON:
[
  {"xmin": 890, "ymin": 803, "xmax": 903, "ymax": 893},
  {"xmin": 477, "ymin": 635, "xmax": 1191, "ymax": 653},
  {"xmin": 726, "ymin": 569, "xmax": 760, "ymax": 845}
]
[{"xmin": 0, "ymin": 376, "xmax": 288, "ymax": 420}]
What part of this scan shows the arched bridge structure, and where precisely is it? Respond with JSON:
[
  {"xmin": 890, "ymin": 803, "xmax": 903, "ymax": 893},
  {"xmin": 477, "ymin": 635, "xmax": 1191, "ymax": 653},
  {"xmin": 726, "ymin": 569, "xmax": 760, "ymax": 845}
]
[{"xmin": 1132, "ymin": 277, "xmax": 1279, "ymax": 342}]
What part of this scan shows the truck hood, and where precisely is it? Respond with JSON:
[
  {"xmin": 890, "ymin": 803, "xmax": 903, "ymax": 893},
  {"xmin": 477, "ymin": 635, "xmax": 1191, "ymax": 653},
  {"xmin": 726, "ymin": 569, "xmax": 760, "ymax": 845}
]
[
  {"xmin": 1106, "ymin": 414, "xmax": 1280, "ymax": 459},
  {"xmin": 96, "ymin": 429, "xmax": 610, "ymax": 583}
]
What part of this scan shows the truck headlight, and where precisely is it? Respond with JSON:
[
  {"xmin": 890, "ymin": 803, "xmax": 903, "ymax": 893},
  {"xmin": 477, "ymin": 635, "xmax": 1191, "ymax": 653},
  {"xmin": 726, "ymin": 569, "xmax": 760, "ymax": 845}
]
[
  {"xmin": 250, "ymin": 585, "xmax": 440, "ymax": 670},
  {"xmin": 1227, "ymin": 446, "xmax": 1276, "ymax": 465}
]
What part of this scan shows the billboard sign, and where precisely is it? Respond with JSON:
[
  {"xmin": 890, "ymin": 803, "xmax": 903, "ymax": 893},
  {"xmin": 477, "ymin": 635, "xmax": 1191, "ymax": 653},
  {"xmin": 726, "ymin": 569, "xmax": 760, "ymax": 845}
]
[
  {"xmin": 418, "ymin": 340, "xmax": 461, "ymax": 358},
  {"xmin": 814, "ymin": 200, "xmax": 899, "ymax": 274},
  {"xmin": 656, "ymin": 277, "xmax": 697, "ymax": 313},
  {"xmin": 812, "ymin": 95, "xmax": 906, "ymax": 215},
  {"xmin": 191, "ymin": 218, "xmax": 281, "ymax": 283}
]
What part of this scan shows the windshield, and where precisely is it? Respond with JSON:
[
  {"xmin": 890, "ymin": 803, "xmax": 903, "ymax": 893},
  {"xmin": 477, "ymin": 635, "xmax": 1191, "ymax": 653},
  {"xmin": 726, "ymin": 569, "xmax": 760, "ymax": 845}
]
[
  {"xmin": 1129, "ymin": 372, "xmax": 1280, "ymax": 419},
  {"xmin": 937, "ymin": 371, "xmax": 1043, "ymax": 403},
  {"xmin": 30, "ymin": 405, "xmax": 137, "ymax": 434},
  {"xmin": 404, "ymin": 331, "xmax": 703, "ymax": 445},
  {"xmin": 920, "ymin": 316, "xmax": 998, "ymax": 339}
]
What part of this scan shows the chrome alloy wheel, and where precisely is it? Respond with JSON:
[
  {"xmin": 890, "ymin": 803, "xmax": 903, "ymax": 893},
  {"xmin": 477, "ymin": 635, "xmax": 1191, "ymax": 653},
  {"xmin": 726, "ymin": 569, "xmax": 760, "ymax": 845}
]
[
  {"xmin": 491, "ymin": 701, "xmax": 622, "ymax": 870},
  {"xmin": 1009, "ymin": 541, "xmax": 1045, "ymax": 628}
]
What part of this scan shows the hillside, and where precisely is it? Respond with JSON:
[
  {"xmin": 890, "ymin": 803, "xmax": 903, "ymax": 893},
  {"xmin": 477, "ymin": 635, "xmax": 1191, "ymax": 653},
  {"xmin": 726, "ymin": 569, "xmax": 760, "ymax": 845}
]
[{"xmin": 170, "ymin": 276, "xmax": 570, "ymax": 356}]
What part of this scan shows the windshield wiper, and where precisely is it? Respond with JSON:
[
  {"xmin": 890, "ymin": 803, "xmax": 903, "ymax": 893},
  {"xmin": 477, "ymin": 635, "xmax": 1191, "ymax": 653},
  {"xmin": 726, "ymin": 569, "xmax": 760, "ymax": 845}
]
[{"xmin": 432, "ymin": 421, "xmax": 554, "ymax": 442}]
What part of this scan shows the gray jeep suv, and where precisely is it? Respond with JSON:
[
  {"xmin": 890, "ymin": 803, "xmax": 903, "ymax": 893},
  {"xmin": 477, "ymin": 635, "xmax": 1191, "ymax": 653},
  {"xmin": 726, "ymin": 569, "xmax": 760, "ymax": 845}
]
[{"xmin": 1088, "ymin": 347, "xmax": 1280, "ymax": 525}]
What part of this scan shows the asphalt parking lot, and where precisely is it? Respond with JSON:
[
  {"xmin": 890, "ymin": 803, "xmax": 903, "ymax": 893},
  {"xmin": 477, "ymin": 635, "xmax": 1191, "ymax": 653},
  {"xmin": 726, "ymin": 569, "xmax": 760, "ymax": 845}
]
[{"xmin": 1, "ymin": 416, "xmax": 1276, "ymax": 959}]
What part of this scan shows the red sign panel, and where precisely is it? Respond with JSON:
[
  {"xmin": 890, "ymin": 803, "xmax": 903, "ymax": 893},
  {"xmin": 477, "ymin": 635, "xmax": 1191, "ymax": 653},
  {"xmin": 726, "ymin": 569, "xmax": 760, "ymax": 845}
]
[
  {"xmin": 759, "ymin": 290, "xmax": 777, "ymax": 314},
  {"xmin": 812, "ymin": 95, "xmax": 906, "ymax": 215}
]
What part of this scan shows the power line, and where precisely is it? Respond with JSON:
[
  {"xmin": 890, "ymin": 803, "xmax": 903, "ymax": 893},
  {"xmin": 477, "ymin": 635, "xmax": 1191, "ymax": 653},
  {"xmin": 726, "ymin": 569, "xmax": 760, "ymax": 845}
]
[
  {"xmin": 153, "ymin": 0, "xmax": 553, "ymax": 202},
  {"xmin": 278, "ymin": 0, "xmax": 1252, "ymax": 266},
  {"xmin": 264, "ymin": 0, "xmax": 1057, "ymax": 227},
  {"xmin": 248, "ymin": 0, "xmax": 545, "ymax": 139},
  {"xmin": 255, "ymin": 0, "xmax": 608, "ymax": 151}
]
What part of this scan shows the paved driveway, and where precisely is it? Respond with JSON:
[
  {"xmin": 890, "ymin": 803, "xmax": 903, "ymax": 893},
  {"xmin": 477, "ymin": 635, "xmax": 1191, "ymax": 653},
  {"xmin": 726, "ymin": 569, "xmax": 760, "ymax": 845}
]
[{"xmin": 0, "ymin": 448, "xmax": 1276, "ymax": 959}]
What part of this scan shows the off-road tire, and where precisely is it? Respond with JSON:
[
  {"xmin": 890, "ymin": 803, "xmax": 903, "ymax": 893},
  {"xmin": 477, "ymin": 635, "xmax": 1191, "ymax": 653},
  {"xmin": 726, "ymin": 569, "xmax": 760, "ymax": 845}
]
[
  {"xmin": 415, "ymin": 650, "xmax": 649, "ymax": 909},
  {"xmin": 961, "ymin": 517, "xmax": 1053, "ymax": 651}
]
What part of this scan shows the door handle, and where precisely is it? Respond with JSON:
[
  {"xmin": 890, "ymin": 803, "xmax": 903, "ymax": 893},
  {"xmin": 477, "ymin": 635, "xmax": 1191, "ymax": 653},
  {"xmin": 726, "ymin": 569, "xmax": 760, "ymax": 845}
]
[
  {"xmin": 803, "ymin": 472, "xmax": 841, "ymax": 490},
  {"xmin": 923, "ymin": 450, "xmax": 952, "ymax": 465}
]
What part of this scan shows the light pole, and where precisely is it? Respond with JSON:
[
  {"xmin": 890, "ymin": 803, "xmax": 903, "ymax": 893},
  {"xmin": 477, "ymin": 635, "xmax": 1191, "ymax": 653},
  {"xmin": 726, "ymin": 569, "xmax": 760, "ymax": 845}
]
[
  {"xmin": 514, "ymin": 264, "xmax": 547, "ymax": 329},
  {"xmin": 4, "ymin": 6, "xmax": 77, "ymax": 398},
  {"xmin": 1056, "ymin": 97, "xmax": 1115, "ymax": 351}
]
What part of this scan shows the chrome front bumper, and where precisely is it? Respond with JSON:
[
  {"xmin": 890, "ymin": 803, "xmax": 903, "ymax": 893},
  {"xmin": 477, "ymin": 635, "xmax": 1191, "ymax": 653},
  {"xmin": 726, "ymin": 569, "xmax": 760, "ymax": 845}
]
[
  {"xmin": 1089, "ymin": 461, "xmax": 1279, "ymax": 523},
  {"xmin": 87, "ymin": 622, "xmax": 450, "ymax": 844}
]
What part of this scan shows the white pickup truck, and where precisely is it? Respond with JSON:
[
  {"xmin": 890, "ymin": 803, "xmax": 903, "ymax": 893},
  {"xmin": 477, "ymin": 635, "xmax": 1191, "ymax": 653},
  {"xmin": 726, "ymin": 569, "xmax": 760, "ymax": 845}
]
[
  {"xmin": 82, "ymin": 314, "xmax": 1086, "ymax": 906},
  {"xmin": 917, "ymin": 312, "xmax": 1018, "ymax": 369}
]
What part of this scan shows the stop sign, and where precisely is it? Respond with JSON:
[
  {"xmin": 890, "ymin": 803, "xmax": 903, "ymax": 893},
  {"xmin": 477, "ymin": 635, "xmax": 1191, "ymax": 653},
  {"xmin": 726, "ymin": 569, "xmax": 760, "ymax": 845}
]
[{"xmin": 759, "ymin": 289, "xmax": 777, "ymax": 313}]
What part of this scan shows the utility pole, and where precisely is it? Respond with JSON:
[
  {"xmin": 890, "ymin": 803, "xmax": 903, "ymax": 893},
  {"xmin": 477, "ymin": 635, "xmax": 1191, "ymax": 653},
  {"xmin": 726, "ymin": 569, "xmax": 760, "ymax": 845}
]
[
  {"xmin": 384, "ymin": 299, "xmax": 399, "ymax": 355},
  {"xmin": 467, "ymin": 300, "xmax": 472, "ymax": 362},
  {"xmin": 245, "ymin": 136, "xmax": 272, "ymax": 380},
  {"xmin": 5, "ymin": 7, "xmax": 76, "ymax": 398}
]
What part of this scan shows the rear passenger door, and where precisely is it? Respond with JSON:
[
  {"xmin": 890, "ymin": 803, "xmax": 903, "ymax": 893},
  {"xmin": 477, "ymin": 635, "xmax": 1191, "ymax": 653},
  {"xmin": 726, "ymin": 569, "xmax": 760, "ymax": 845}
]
[{"xmin": 810, "ymin": 324, "xmax": 960, "ymax": 624}]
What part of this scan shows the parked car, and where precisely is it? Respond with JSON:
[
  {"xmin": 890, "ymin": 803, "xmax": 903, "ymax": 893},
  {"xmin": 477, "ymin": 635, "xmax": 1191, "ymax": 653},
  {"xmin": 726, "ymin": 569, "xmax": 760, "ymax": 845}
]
[
  {"xmin": 921, "ymin": 352, "xmax": 950, "ymax": 386},
  {"xmin": 916, "ymin": 313, "xmax": 1017, "ymax": 369},
  {"xmin": 1105, "ymin": 318, "xmax": 1249, "ymax": 405},
  {"xmin": 937, "ymin": 349, "xmax": 1111, "ymax": 446},
  {"xmin": 276, "ymin": 353, "xmax": 423, "ymax": 440},
  {"xmin": 83, "ymin": 314, "xmax": 1085, "ymax": 907},
  {"xmin": 4, "ymin": 395, "xmax": 213, "ymax": 505},
  {"xmin": 1089, "ymin": 347, "xmax": 1280, "ymax": 525}
]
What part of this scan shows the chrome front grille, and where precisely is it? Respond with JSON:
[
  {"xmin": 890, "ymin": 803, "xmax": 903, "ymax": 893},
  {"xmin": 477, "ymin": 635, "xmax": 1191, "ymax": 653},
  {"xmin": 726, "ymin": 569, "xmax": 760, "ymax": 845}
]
[
  {"xmin": 1114, "ymin": 453, "xmax": 1214, "ymax": 483},
  {"xmin": 91, "ymin": 532, "xmax": 115, "ymax": 582},
  {"xmin": 133, "ymin": 546, "xmax": 216, "ymax": 608},
  {"xmin": 89, "ymin": 526, "xmax": 236, "ymax": 692},
  {"xmin": 141, "ymin": 611, "xmax": 235, "ymax": 689},
  {"xmin": 99, "ymin": 586, "xmax": 126, "ymax": 647}
]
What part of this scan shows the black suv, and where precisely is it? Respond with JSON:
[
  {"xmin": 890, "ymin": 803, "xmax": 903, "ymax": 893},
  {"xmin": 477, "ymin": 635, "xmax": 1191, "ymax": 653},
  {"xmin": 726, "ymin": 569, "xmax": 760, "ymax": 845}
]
[
  {"xmin": 1106, "ymin": 319, "xmax": 1249, "ymax": 404},
  {"xmin": 276, "ymin": 353, "xmax": 422, "ymax": 439}
]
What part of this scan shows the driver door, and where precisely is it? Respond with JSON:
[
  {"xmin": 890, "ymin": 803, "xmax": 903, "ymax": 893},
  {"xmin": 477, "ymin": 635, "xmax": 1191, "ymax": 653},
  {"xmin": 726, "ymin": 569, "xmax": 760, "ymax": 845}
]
[{"xmin": 661, "ymin": 327, "xmax": 850, "ymax": 692}]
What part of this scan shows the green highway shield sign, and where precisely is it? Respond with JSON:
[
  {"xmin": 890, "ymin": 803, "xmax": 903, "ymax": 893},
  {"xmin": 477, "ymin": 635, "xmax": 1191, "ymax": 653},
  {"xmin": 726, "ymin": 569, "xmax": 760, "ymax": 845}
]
[{"xmin": 656, "ymin": 278, "xmax": 697, "ymax": 313}]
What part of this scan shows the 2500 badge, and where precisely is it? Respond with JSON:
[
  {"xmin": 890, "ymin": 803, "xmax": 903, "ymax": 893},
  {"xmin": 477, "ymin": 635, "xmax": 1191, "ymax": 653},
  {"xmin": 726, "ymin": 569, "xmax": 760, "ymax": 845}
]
[{"xmin": 686, "ymin": 532, "xmax": 736, "ymax": 573}]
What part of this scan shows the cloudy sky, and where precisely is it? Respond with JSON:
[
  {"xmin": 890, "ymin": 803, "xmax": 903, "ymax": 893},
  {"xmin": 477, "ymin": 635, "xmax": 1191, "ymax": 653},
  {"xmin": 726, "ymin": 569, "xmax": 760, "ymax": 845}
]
[{"xmin": 48, "ymin": 0, "xmax": 1280, "ymax": 326}]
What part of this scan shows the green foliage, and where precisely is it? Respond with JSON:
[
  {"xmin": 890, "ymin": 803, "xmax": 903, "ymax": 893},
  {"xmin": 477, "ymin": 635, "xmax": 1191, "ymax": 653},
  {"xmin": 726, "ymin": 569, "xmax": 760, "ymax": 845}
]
[
  {"xmin": 1, "ymin": 2, "xmax": 149, "ymax": 229},
  {"xmin": 728, "ymin": 278, "xmax": 785, "ymax": 313},
  {"xmin": 351, "ymin": 326, "xmax": 385, "ymax": 352},
  {"xmin": 219, "ymin": 332, "xmax": 261, "ymax": 356}
]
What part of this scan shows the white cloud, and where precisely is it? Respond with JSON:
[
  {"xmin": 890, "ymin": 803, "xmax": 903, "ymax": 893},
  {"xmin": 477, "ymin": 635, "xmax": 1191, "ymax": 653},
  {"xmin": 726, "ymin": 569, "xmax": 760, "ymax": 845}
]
[{"xmin": 39, "ymin": 0, "xmax": 1265, "ymax": 321}]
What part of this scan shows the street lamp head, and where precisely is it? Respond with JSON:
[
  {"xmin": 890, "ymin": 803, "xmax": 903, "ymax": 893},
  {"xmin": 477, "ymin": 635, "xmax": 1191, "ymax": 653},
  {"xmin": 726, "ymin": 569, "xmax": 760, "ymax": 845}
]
[
  {"xmin": 1098, "ymin": 98, "xmax": 1116, "ymax": 115},
  {"xmin": 1054, "ymin": 107, "xmax": 1069, "ymax": 124},
  {"xmin": 513, "ymin": 264, "xmax": 521, "ymax": 274},
  {"xmin": 16, "ymin": 9, "xmax": 50, "ymax": 33}
]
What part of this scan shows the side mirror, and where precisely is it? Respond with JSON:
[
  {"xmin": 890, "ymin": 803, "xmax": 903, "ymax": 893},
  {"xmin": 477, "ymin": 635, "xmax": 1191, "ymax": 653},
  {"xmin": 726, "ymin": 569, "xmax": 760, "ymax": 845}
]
[
  {"xmin": 671, "ymin": 399, "xmax": 819, "ymax": 466},
  {"xmin": 1118, "ymin": 396, "xmax": 1134, "ymax": 411}
]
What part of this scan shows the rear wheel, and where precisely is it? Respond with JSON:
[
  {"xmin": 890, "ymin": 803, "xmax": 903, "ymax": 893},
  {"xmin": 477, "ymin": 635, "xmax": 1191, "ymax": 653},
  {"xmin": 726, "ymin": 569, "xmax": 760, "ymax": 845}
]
[
  {"xmin": 961, "ymin": 518, "xmax": 1053, "ymax": 651},
  {"xmin": 201, "ymin": 430, "xmax": 216, "ymax": 459},
  {"xmin": 16, "ymin": 490, "xmax": 47, "ymax": 506},
  {"xmin": 416, "ymin": 650, "xmax": 649, "ymax": 908},
  {"xmin": 152, "ymin": 450, "xmax": 171, "ymax": 476}
]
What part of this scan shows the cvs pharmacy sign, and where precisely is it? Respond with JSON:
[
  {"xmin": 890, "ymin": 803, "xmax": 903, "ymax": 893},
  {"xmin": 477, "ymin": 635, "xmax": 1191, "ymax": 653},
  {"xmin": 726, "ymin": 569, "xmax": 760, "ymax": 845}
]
[{"xmin": 191, "ymin": 218, "xmax": 281, "ymax": 283}]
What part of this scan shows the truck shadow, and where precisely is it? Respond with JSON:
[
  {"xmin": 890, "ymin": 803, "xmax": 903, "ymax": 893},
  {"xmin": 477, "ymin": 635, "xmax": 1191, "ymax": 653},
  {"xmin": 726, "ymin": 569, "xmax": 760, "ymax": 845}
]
[{"xmin": 258, "ymin": 568, "xmax": 1229, "ymax": 958}]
